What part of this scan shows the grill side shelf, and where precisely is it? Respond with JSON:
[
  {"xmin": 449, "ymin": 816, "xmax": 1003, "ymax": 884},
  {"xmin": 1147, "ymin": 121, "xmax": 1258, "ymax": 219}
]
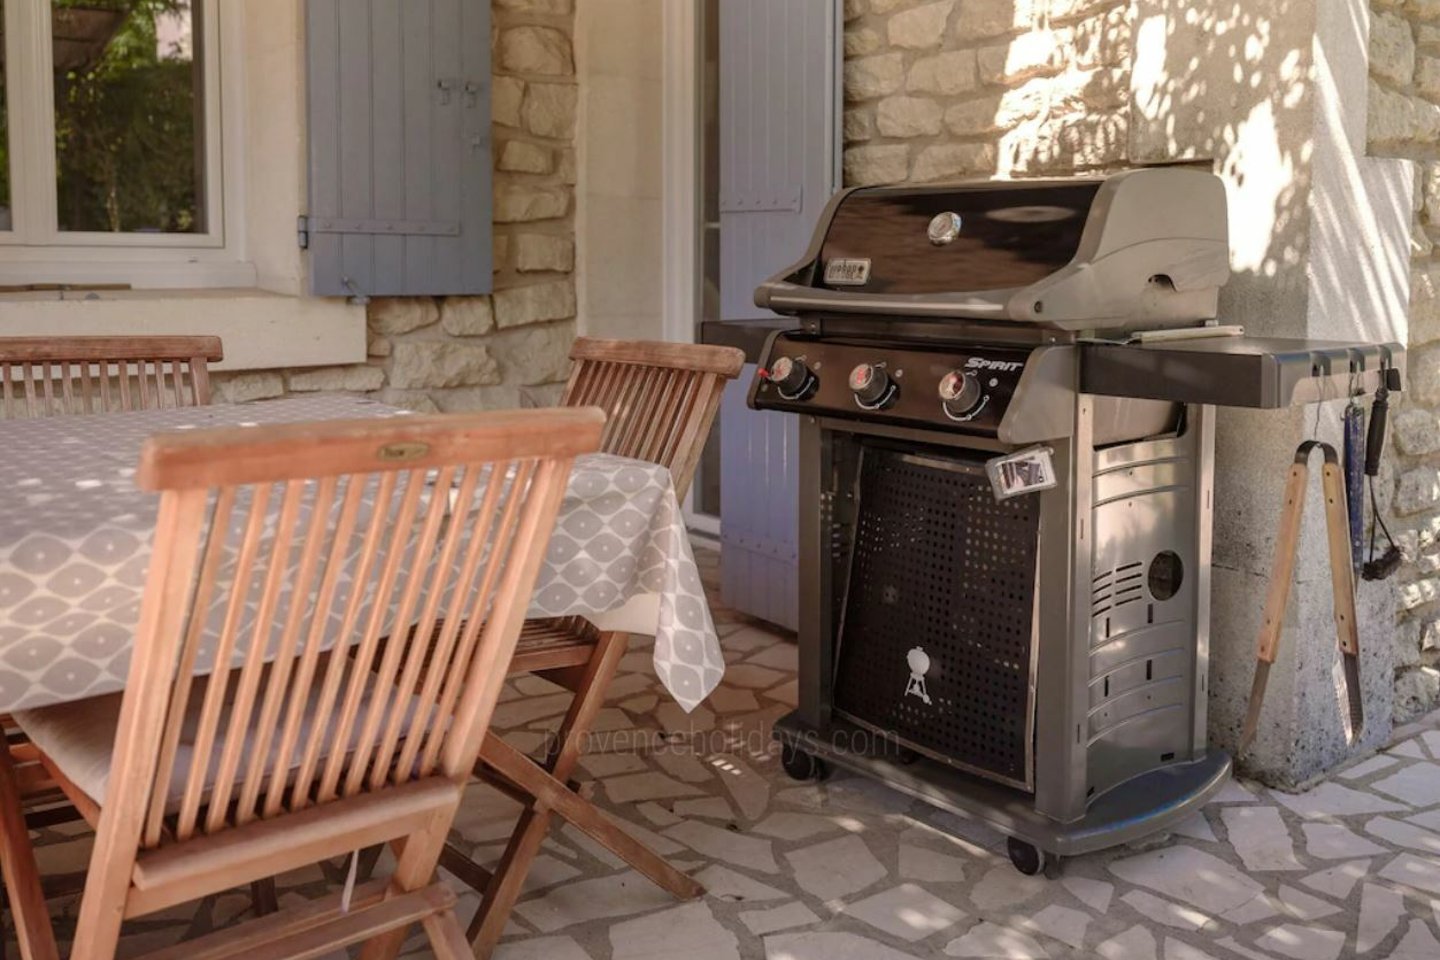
[{"xmin": 1079, "ymin": 337, "xmax": 1404, "ymax": 408}]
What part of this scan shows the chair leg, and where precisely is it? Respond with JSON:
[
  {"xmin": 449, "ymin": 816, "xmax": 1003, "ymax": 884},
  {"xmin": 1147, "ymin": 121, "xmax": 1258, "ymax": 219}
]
[
  {"xmin": 250, "ymin": 877, "xmax": 278, "ymax": 917},
  {"xmin": 0, "ymin": 748, "xmax": 58, "ymax": 960},
  {"xmin": 438, "ymin": 840, "xmax": 493, "ymax": 893},
  {"xmin": 466, "ymin": 804, "xmax": 552, "ymax": 954},
  {"xmin": 422, "ymin": 908, "xmax": 473, "ymax": 960},
  {"xmin": 482, "ymin": 736, "xmax": 702, "ymax": 900},
  {"xmin": 468, "ymin": 632, "xmax": 630, "ymax": 956},
  {"xmin": 354, "ymin": 843, "xmax": 386, "ymax": 884},
  {"xmin": 357, "ymin": 809, "xmax": 456, "ymax": 960}
]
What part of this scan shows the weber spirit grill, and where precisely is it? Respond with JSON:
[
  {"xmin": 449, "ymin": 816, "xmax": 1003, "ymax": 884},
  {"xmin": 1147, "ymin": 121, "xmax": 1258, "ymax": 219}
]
[{"xmin": 748, "ymin": 168, "xmax": 1404, "ymax": 873}]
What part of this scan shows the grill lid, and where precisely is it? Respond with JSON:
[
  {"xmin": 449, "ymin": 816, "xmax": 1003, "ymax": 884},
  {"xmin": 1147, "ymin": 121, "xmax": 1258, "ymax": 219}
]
[{"xmin": 755, "ymin": 168, "xmax": 1230, "ymax": 332}]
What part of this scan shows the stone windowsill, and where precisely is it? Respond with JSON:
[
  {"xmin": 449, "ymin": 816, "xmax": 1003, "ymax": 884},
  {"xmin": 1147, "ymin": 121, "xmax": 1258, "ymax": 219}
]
[{"xmin": 0, "ymin": 288, "xmax": 367, "ymax": 372}]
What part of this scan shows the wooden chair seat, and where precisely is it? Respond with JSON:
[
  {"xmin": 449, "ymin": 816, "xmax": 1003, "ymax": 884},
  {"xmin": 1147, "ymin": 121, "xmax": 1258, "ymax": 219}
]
[
  {"xmin": 393, "ymin": 617, "xmax": 599, "ymax": 681},
  {"xmin": 13, "ymin": 653, "xmax": 401, "ymax": 815},
  {"xmin": 511, "ymin": 618, "xmax": 601, "ymax": 674}
]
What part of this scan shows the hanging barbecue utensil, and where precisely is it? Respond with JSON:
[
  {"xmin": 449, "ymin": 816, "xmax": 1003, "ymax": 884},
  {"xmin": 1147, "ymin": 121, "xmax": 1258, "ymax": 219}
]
[
  {"xmin": 1239, "ymin": 440, "xmax": 1363, "ymax": 754},
  {"xmin": 1344, "ymin": 400, "xmax": 1365, "ymax": 574},
  {"xmin": 1363, "ymin": 371, "xmax": 1402, "ymax": 581}
]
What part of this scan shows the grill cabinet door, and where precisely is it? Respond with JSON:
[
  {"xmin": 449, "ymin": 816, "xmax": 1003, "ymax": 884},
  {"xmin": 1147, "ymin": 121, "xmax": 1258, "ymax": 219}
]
[{"xmin": 833, "ymin": 447, "xmax": 1042, "ymax": 791}]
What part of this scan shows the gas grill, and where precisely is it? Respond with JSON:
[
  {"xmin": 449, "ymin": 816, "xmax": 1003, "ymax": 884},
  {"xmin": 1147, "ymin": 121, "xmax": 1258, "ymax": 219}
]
[{"xmin": 747, "ymin": 168, "xmax": 1404, "ymax": 874}]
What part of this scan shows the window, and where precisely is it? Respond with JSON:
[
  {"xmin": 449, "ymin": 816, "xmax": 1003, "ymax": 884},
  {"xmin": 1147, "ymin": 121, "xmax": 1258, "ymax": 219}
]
[
  {"xmin": 0, "ymin": 0, "xmax": 240, "ymax": 285},
  {"xmin": 52, "ymin": 0, "xmax": 207, "ymax": 235}
]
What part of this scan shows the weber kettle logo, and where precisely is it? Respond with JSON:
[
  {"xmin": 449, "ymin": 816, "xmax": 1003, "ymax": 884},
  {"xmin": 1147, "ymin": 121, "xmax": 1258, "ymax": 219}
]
[{"xmin": 905, "ymin": 647, "xmax": 933, "ymax": 705}]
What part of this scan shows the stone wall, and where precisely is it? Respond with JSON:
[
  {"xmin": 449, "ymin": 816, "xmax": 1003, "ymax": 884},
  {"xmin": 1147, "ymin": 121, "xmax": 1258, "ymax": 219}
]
[
  {"xmin": 214, "ymin": 0, "xmax": 578, "ymax": 412},
  {"xmin": 842, "ymin": 0, "xmax": 1132, "ymax": 185},
  {"xmin": 1369, "ymin": 1, "xmax": 1440, "ymax": 720}
]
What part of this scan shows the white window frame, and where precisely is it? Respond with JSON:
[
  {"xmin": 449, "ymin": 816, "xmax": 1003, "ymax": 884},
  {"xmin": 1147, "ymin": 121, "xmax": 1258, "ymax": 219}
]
[{"xmin": 0, "ymin": 0, "xmax": 252, "ymax": 287}]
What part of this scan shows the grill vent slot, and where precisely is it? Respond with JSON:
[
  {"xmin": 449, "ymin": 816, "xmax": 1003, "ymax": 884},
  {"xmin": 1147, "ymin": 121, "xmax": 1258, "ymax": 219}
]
[
  {"xmin": 832, "ymin": 446, "xmax": 1041, "ymax": 791},
  {"xmin": 1094, "ymin": 561, "xmax": 1144, "ymax": 616}
]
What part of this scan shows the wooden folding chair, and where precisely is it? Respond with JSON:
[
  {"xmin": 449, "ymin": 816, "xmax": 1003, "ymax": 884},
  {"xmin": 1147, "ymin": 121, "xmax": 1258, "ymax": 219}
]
[
  {"xmin": 0, "ymin": 335, "xmax": 226, "ymax": 928},
  {"xmin": 1, "ymin": 407, "xmax": 601, "ymax": 960},
  {"xmin": 0, "ymin": 335, "xmax": 223, "ymax": 418},
  {"xmin": 458, "ymin": 338, "xmax": 745, "ymax": 956}
]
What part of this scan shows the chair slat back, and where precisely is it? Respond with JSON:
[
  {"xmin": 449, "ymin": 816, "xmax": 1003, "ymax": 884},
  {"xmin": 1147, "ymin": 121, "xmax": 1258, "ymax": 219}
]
[
  {"xmin": 561, "ymin": 338, "xmax": 745, "ymax": 501},
  {"xmin": 96, "ymin": 409, "xmax": 600, "ymax": 855},
  {"xmin": 0, "ymin": 336, "xmax": 223, "ymax": 418}
]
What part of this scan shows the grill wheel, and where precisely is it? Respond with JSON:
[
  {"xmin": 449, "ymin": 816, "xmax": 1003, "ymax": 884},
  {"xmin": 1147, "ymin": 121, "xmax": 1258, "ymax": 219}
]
[
  {"xmin": 779, "ymin": 742, "xmax": 829, "ymax": 782},
  {"xmin": 1006, "ymin": 837, "xmax": 1047, "ymax": 876}
]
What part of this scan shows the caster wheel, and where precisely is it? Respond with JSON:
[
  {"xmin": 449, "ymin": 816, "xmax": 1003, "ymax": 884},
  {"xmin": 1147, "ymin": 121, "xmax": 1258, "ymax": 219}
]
[
  {"xmin": 780, "ymin": 742, "xmax": 829, "ymax": 782},
  {"xmin": 1006, "ymin": 837, "xmax": 1047, "ymax": 876}
]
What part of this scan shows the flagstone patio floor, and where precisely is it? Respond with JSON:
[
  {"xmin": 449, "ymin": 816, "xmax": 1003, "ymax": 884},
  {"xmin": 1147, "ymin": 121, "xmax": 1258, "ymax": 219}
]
[{"xmin": 12, "ymin": 543, "xmax": 1440, "ymax": 959}]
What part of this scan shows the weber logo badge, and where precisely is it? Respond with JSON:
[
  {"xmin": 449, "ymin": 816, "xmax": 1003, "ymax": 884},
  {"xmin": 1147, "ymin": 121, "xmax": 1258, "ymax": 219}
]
[
  {"xmin": 927, "ymin": 211, "xmax": 963, "ymax": 245},
  {"xmin": 905, "ymin": 647, "xmax": 933, "ymax": 706},
  {"xmin": 824, "ymin": 258, "xmax": 871, "ymax": 286}
]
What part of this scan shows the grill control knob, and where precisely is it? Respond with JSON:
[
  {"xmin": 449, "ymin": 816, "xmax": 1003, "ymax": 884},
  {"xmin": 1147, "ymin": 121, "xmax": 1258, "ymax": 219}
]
[
  {"xmin": 849, "ymin": 363, "xmax": 895, "ymax": 408},
  {"xmin": 939, "ymin": 370, "xmax": 983, "ymax": 418},
  {"xmin": 768, "ymin": 356, "xmax": 816, "ymax": 400}
]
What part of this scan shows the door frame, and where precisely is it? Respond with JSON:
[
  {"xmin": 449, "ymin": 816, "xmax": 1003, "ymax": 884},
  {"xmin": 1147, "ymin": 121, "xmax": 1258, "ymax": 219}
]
[
  {"xmin": 658, "ymin": 0, "xmax": 712, "ymax": 533},
  {"xmin": 660, "ymin": 0, "xmax": 701, "ymax": 349}
]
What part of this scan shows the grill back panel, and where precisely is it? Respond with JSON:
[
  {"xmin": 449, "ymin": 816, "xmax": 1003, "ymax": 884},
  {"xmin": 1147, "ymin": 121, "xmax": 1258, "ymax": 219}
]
[{"xmin": 833, "ymin": 446, "xmax": 1041, "ymax": 790}]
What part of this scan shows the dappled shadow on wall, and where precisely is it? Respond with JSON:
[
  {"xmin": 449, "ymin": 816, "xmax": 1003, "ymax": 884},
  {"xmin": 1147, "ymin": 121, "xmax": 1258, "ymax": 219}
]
[
  {"xmin": 1128, "ymin": 0, "xmax": 1312, "ymax": 302},
  {"xmin": 957, "ymin": 2, "xmax": 1319, "ymax": 317}
]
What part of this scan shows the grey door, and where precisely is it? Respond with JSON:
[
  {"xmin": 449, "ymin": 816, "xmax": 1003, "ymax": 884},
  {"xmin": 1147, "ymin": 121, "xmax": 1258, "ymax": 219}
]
[
  {"xmin": 718, "ymin": 0, "xmax": 838, "ymax": 321},
  {"xmin": 716, "ymin": 0, "xmax": 839, "ymax": 631}
]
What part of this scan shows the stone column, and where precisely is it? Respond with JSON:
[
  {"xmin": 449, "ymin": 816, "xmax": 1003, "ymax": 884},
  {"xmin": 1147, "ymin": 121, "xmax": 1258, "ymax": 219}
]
[{"xmin": 1131, "ymin": 0, "xmax": 1412, "ymax": 785}]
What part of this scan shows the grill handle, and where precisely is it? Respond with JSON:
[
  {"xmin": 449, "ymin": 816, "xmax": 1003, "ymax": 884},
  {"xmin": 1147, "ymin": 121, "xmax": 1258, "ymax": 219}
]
[{"xmin": 757, "ymin": 281, "xmax": 1014, "ymax": 320}]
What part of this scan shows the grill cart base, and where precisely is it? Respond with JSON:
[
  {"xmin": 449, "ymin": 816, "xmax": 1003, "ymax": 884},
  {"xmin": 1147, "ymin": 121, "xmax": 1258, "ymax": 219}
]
[{"xmin": 773, "ymin": 712, "xmax": 1232, "ymax": 873}]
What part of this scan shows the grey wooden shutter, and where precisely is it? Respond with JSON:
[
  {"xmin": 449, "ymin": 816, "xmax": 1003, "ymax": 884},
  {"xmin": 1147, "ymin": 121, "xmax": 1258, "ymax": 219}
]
[
  {"xmin": 305, "ymin": 0, "xmax": 492, "ymax": 297},
  {"xmin": 718, "ymin": 0, "xmax": 838, "ymax": 320},
  {"xmin": 716, "ymin": 0, "xmax": 839, "ymax": 631}
]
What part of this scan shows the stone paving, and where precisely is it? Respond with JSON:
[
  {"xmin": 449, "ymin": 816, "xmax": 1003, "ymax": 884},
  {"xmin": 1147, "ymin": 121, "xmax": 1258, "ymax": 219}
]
[{"xmin": 13, "ymin": 544, "xmax": 1440, "ymax": 958}]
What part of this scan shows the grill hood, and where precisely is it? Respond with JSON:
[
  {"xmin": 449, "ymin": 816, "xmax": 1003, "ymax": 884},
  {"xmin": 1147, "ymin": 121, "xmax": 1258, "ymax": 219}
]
[{"xmin": 754, "ymin": 168, "xmax": 1230, "ymax": 333}]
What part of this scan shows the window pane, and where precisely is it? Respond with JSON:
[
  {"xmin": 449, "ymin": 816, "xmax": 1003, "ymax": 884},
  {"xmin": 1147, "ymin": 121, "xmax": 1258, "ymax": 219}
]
[
  {"xmin": 52, "ymin": 0, "xmax": 205, "ymax": 234},
  {"xmin": 0, "ymin": 0, "xmax": 11, "ymax": 231}
]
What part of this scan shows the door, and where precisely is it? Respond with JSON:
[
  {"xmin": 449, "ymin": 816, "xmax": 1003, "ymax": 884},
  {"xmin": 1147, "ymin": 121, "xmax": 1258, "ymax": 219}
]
[{"xmin": 703, "ymin": 0, "xmax": 840, "ymax": 630}]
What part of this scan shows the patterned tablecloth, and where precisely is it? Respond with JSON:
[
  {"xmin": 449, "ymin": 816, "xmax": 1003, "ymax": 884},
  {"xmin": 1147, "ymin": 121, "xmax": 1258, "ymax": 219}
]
[{"xmin": 0, "ymin": 396, "xmax": 722, "ymax": 713}]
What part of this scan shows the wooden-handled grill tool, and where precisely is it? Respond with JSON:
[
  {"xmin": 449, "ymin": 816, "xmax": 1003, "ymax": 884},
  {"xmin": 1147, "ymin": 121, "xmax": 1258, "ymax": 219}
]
[
  {"xmin": 1239, "ymin": 361, "xmax": 1402, "ymax": 755},
  {"xmin": 1239, "ymin": 440, "xmax": 1363, "ymax": 754}
]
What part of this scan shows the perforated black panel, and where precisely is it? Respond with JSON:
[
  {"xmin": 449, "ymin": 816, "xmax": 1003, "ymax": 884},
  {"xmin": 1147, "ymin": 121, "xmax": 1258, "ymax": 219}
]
[{"xmin": 833, "ymin": 445, "xmax": 1041, "ymax": 790}]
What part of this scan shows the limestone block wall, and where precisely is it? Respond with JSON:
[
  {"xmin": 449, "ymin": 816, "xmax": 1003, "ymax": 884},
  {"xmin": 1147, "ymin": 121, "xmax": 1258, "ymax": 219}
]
[
  {"xmin": 842, "ymin": 0, "xmax": 1133, "ymax": 184},
  {"xmin": 1369, "ymin": 1, "xmax": 1440, "ymax": 720},
  {"xmin": 213, "ymin": 0, "xmax": 577, "ymax": 412}
]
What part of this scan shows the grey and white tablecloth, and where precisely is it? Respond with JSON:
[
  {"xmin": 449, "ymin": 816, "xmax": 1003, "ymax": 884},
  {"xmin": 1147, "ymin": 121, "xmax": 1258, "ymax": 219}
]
[{"xmin": 0, "ymin": 396, "xmax": 722, "ymax": 713}]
